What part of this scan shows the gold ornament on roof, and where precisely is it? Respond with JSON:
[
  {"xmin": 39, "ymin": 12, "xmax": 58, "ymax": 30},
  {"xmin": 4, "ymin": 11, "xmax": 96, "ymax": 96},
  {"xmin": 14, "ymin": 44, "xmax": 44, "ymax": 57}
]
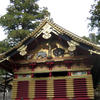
[
  {"xmin": 0, "ymin": 56, "xmax": 10, "ymax": 63},
  {"xmin": 67, "ymin": 40, "xmax": 79, "ymax": 51},
  {"xmin": 89, "ymin": 49, "xmax": 100, "ymax": 55},
  {"xmin": 17, "ymin": 45, "xmax": 27, "ymax": 56},
  {"xmin": 42, "ymin": 23, "xmax": 52, "ymax": 39},
  {"xmin": 42, "ymin": 31, "xmax": 51, "ymax": 39}
]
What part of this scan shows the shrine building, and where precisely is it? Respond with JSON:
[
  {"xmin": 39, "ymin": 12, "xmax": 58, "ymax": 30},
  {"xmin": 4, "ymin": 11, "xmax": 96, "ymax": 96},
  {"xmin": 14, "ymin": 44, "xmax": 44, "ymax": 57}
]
[{"xmin": 0, "ymin": 17, "xmax": 100, "ymax": 100}]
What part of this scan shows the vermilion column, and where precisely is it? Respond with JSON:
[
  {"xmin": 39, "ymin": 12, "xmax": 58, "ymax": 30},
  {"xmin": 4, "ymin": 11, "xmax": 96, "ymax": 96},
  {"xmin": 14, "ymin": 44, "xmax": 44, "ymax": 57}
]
[
  {"xmin": 64, "ymin": 61, "xmax": 72, "ymax": 76},
  {"xmin": 49, "ymin": 67, "xmax": 52, "ymax": 77},
  {"xmin": 67, "ymin": 64, "xmax": 71, "ymax": 76},
  {"xmin": 46, "ymin": 62, "xmax": 54, "ymax": 78},
  {"xmin": 29, "ymin": 63, "xmax": 36, "ymax": 78}
]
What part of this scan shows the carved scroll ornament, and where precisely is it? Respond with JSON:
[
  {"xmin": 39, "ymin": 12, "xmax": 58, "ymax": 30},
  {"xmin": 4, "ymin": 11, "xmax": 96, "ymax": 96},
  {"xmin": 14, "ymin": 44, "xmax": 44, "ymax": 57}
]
[
  {"xmin": 17, "ymin": 45, "xmax": 27, "ymax": 56},
  {"xmin": 67, "ymin": 40, "xmax": 79, "ymax": 51}
]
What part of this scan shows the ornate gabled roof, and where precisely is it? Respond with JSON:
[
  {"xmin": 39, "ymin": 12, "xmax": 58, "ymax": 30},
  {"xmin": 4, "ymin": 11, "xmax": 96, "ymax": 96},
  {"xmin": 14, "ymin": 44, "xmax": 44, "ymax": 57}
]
[{"xmin": 0, "ymin": 17, "xmax": 100, "ymax": 62}]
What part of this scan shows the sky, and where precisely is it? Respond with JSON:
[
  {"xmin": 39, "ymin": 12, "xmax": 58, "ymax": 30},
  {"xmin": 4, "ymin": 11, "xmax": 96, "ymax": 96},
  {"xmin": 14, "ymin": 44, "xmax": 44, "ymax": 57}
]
[{"xmin": 0, "ymin": 0, "xmax": 95, "ymax": 41}]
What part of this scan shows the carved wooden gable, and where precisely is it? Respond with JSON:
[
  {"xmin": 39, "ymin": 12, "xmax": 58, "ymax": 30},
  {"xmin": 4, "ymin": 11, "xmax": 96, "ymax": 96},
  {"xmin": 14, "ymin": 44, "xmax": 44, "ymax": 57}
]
[
  {"xmin": 0, "ymin": 17, "xmax": 100, "ymax": 71},
  {"xmin": 19, "ymin": 23, "xmax": 81, "ymax": 63}
]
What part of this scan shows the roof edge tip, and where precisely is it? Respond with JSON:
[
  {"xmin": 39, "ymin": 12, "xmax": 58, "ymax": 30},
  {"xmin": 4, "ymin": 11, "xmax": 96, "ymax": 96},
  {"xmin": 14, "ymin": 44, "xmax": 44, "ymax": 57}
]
[{"xmin": 43, "ymin": 15, "xmax": 53, "ymax": 22}]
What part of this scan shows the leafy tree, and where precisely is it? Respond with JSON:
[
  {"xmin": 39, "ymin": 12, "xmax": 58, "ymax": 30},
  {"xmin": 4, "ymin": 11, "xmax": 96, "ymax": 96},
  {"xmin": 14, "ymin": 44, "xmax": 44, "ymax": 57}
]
[
  {"xmin": 0, "ymin": 0, "xmax": 50, "ymax": 46},
  {"xmin": 0, "ymin": 39, "xmax": 10, "ymax": 53},
  {"xmin": 88, "ymin": 0, "xmax": 100, "ymax": 32},
  {"xmin": 88, "ymin": 0, "xmax": 100, "ymax": 44},
  {"xmin": 89, "ymin": 33, "xmax": 98, "ymax": 44},
  {"xmin": 82, "ymin": 33, "xmax": 99, "ymax": 44},
  {"xmin": 82, "ymin": 36, "xmax": 91, "ymax": 42}
]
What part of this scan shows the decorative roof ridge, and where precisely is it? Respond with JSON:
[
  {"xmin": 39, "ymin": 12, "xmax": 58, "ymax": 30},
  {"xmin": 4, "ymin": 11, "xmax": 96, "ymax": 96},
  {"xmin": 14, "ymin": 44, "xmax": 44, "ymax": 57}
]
[{"xmin": 46, "ymin": 19, "xmax": 100, "ymax": 51}]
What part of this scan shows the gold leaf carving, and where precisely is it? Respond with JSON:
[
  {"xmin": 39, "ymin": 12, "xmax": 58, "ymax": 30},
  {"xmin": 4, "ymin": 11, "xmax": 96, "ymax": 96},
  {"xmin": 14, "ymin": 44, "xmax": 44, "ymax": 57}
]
[
  {"xmin": 67, "ymin": 40, "xmax": 79, "ymax": 51},
  {"xmin": 17, "ymin": 45, "xmax": 27, "ymax": 56},
  {"xmin": 89, "ymin": 49, "xmax": 100, "ymax": 55}
]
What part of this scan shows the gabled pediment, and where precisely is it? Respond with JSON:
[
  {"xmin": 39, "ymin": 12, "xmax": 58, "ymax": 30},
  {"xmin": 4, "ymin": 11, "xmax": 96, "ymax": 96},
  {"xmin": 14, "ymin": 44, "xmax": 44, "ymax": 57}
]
[{"xmin": 0, "ymin": 17, "xmax": 100, "ymax": 71}]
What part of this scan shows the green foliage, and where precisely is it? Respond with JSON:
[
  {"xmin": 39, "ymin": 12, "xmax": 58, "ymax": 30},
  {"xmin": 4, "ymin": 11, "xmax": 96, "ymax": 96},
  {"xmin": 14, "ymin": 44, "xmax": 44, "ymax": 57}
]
[
  {"xmin": 82, "ymin": 33, "xmax": 98, "ymax": 44},
  {"xmin": 89, "ymin": 33, "xmax": 98, "ymax": 44},
  {"xmin": 0, "ymin": 39, "xmax": 10, "ymax": 53},
  {"xmin": 0, "ymin": 0, "xmax": 50, "ymax": 46},
  {"xmin": 82, "ymin": 36, "xmax": 91, "ymax": 42},
  {"xmin": 88, "ymin": 0, "xmax": 100, "ymax": 33},
  {"xmin": 88, "ymin": 0, "xmax": 100, "ymax": 44}
]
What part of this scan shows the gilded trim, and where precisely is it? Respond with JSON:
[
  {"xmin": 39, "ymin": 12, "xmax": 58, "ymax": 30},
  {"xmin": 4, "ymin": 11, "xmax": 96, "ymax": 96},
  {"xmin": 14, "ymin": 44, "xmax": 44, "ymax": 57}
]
[
  {"xmin": 86, "ymin": 76, "xmax": 94, "ymax": 99},
  {"xmin": 0, "ymin": 56, "xmax": 10, "ymax": 63},
  {"xmin": 47, "ymin": 79, "xmax": 54, "ymax": 98},
  {"xmin": 29, "ymin": 80, "xmax": 35, "ymax": 98},
  {"xmin": 11, "ymin": 81, "xmax": 18, "ymax": 99},
  {"xmin": 14, "ymin": 67, "xmax": 91, "ymax": 74},
  {"xmin": 89, "ymin": 49, "xmax": 100, "ymax": 55},
  {"xmin": 67, "ymin": 40, "xmax": 79, "ymax": 51},
  {"xmin": 66, "ymin": 78, "xmax": 74, "ymax": 99},
  {"xmin": 17, "ymin": 45, "xmax": 27, "ymax": 56},
  {"xmin": 13, "ymin": 75, "xmax": 92, "ymax": 81}
]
